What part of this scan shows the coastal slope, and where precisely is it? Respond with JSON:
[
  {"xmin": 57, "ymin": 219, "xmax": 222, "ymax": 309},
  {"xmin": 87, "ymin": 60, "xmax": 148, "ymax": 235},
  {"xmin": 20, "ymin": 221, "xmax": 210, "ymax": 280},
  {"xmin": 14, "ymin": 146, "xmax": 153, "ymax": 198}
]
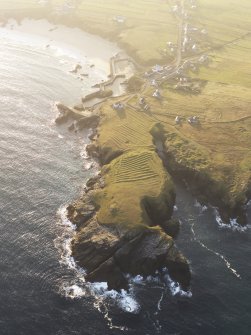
[
  {"xmin": 2, "ymin": 0, "xmax": 251, "ymax": 290},
  {"xmin": 69, "ymin": 109, "xmax": 191, "ymax": 289}
]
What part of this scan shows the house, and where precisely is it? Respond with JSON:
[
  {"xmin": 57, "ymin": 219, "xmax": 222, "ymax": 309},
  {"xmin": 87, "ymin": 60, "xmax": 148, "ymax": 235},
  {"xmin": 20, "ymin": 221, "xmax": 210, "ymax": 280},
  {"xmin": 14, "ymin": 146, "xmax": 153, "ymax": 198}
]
[
  {"xmin": 113, "ymin": 16, "xmax": 126, "ymax": 24},
  {"xmin": 152, "ymin": 64, "xmax": 164, "ymax": 73},
  {"xmin": 139, "ymin": 97, "xmax": 146, "ymax": 106},
  {"xmin": 112, "ymin": 102, "xmax": 125, "ymax": 111},
  {"xmin": 150, "ymin": 79, "xmax": 158, "ymax": 87},
  {"xmin": 188, "ymin": 116, "xmax": 199, "ymax": 125},
  {"xmin": 153, "ymin": 89, "xmax": 161, "ymax": 99}
]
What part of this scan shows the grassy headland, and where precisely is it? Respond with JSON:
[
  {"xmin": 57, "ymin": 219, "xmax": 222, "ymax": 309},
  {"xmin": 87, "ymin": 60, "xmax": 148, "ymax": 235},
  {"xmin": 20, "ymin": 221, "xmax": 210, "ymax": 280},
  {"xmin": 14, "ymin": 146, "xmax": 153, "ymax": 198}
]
[{"xmin": 2, "ymin": 0, "xmax": 251, "ymax": 289}]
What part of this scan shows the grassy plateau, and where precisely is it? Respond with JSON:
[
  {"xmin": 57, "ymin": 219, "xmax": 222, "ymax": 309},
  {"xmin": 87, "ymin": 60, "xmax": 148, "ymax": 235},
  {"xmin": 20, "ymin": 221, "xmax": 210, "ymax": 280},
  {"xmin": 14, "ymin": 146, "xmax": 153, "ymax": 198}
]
[{"xmin": 1, "ymin": 0, "xmax": 251, "ymax": 288}]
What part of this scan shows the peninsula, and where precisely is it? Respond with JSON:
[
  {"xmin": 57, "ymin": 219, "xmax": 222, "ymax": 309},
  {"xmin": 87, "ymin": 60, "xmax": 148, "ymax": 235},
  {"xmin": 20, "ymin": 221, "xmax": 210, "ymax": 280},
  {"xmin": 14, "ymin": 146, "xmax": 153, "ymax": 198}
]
[{"xmin": 2, "ymin": 0, "xmax": 251, "ymax": 291}]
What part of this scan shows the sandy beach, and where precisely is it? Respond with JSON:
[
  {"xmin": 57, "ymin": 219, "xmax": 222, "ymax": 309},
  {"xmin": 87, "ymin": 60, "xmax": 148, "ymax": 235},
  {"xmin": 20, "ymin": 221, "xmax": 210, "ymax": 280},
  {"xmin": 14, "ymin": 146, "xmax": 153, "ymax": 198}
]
[{"xmin": 1, "ymin": 18, "xmax": 121, "ymax": 76}]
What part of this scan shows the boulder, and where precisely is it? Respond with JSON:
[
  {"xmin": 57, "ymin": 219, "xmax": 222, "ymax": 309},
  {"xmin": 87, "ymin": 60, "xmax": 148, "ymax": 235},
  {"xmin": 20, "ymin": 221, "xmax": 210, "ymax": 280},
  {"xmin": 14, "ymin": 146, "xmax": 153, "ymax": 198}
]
[{"xmin": 70, "ymin": 64, "xmax": 82, "ymax": 73}]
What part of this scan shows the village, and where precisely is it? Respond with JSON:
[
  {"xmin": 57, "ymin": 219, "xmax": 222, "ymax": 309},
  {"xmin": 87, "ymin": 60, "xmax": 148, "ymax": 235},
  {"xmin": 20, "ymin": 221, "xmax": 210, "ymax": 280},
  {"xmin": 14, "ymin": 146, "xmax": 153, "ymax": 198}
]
[
  {"xmin": 58, "ymin": 0, "xmax": 212, "ymax": 130},
  {"xmin": 110, "ymin": 0, "xmax": 209, "ymax": 127}
]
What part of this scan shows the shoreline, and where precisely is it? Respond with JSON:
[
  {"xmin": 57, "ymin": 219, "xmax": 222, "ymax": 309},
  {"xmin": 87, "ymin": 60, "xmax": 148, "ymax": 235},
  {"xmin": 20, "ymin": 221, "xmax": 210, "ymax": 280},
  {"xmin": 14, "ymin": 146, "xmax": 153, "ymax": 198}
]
[
  {"xmin": 0, "ymin": 18, "xmax": 121, "ymax": 76},
  {"xmin": 0, "ymin": 7, "xmax": 160, "ymax": 68},
  {"xmin": 2, "ymin": 6, "xmax": 250, "ymax": 293}
]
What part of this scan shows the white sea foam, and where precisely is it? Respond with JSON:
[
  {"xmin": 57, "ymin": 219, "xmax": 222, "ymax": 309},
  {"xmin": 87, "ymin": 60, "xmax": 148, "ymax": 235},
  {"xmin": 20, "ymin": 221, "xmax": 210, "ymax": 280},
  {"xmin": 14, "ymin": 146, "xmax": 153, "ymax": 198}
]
[
  {"xmin": 55, "ymin": 205, "xmax": 141, "ymax": 332},
  {"xmin": 194, "ymin": 200, "xmax": 208, "ymax": 213},
  {"xmin": 56, "ymin": 204, "xmax": 195, "ymax": 332},
  {"xmin": 163, "ymin": 272, "xmax": 192, "ymax": 298},
  {"xmin": 157, "ymin": 290, "xmax": 165, "ymax": 311},
  {"xmin": 63, "ymin": 284, "xmax": 86, "ymax": 299},
  {"xmin": 58, "ymin": 206, "xmax": 77, "ymax": 231},
  {"xmin": 80, "ymin": 143, "xmax": 89, "ymax": 159},
  {"xmin": 83, "ymin": 161, "xmax": 94, "ymax": 171},
  {"xmin": 87, "ymin": 281, "xmax": 140, "ymax": 314},
  {"xmin": 190, "ymin": 220, "xmax": 242, "ymax": 279},
  {"xmin": 118, "ymin": 291, "xmax": 140, "ymax": 313},
  {"xmin": 129, "ymin": 274, "xmax": 144, "ymax": 285},
  {"xmin": 146, "ymin": 274, "xmax": 162, "ymax": 285},
  {"xmin": 214, "ymin": 210, "xmax": 248, "ymax": 232}
]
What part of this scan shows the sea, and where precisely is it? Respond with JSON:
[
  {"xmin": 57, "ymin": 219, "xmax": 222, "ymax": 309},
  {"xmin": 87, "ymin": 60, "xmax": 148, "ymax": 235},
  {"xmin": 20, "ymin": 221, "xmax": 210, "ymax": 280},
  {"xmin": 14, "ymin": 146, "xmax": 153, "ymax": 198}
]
[{"xmin": 0, "ymin": 20, "xmax": 250, "ymax": 335}]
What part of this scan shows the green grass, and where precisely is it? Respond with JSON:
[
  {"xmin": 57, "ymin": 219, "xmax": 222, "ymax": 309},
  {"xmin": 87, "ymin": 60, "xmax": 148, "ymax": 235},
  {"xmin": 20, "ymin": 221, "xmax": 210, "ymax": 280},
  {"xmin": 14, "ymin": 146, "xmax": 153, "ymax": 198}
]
[
  {"xmin": 1, "ymin": 0, "xmax": 251, "ymax": 221},
  {"xmin": 93, "ymin": 149, "xmax": 174, "ymax": 230},
  {"xmin": 71, "ymin": 0, "xmax": 179, "ymax": 64}
]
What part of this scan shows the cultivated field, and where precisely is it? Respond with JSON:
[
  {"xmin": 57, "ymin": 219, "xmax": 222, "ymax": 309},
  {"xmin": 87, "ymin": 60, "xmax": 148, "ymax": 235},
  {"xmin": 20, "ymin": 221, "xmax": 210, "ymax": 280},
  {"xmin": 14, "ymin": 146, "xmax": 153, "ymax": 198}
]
[{"xmin": 1, "ymin": 0, "xmax": 251, "ymax": 224}]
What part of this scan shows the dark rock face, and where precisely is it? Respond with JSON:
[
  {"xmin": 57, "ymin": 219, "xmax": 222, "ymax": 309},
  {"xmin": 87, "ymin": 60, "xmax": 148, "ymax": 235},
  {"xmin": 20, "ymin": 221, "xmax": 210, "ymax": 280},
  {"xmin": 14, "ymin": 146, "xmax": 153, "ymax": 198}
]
[
  {"xmin": 161, "ymin": 219, "xmax": 180, "ymax": 238},
  {"xmin": 55, "ymin": 102, "xmax": 99, "ymax": 130},
  {"xmin": 165, "ymin": 149, "xmax": 249, "ymax": 226},
  {"xmin": 70, "ymin": 64, "xmax": 82, "ymax": 73},
  {"xmin": 69, "ymin": 192, "xmax": 191, "ymax": 292},
  {"xmin": 76, "ymin": 115, "xmax": 99, "ymax": 130},
  {"xmin": 86, "ymin": 143, "xmax": 99, "ymax": 158},
  {"xmin": 55, "ymin": 102, "xmax": 191, "ymax": 292},
  {"xmin": 87, "ymin": 257, "xmax": 129, "ymax": 291},
  {"xmin": 55, "ymin": 103, "xmax": 73, "ymax": 124}
]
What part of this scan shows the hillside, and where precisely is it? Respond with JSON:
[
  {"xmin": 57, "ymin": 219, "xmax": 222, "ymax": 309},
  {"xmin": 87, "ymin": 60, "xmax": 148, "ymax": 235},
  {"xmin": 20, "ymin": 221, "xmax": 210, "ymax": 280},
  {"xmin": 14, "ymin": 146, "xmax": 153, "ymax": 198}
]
[{"xmin": 1, "ymin": 0, "xmax": 251, "ymax": 289}]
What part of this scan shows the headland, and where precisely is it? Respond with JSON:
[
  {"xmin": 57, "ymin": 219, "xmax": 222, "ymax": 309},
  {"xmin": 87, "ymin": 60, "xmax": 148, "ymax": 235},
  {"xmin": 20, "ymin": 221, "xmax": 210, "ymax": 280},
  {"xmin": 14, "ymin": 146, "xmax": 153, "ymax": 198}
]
[{"xmin": 2, "ymin": 0, "xmax": 251, "ymax": 291}]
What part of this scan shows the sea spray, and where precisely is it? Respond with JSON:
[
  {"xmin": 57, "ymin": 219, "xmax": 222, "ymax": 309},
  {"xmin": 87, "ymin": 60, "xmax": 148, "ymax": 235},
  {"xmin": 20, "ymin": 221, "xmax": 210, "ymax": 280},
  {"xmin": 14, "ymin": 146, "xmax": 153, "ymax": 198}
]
[
  {"xmin": 194, "ymin": 200, "xmax": 208, "ymax": 213},
  {"xmin": 214, "ymin": 209, "xmax": 248, "ymax": 233},
  {"xmin": 55, "ymin": 205, "xmax": 140, "ymax": 330}
]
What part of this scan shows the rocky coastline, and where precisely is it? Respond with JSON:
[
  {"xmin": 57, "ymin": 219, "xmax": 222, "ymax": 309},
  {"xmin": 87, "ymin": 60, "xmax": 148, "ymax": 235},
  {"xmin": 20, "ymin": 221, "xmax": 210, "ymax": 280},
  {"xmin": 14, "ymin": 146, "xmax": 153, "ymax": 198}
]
[
  {"xmin": 3, "ymin": 2, "xmax": 250, "ymax": 292},
  {"xmin": 55, "ymin": 87, "xmax": 250, "ymax": 291},
  {"xmin": 52, "ymin": 2, "xmax": 250, "ymax": 290},
  {"xmin": 55, "ymin": 98, "xmax": 191, "ymax": 291},
  {"xmin": 66, "ymin": 175, "xmax": 190, "ymax": 291}
]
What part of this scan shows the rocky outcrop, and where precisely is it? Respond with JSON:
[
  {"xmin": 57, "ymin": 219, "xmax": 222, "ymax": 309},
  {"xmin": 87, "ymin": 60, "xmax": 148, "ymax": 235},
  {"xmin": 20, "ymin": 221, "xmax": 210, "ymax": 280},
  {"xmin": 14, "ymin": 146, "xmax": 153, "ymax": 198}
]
[
  {"xmin": 163, "ymin": 130, "xmax": 250, "ymax": 226},
  {"xmin": 165, "ymin": 147, "xmax": 249, "ymax": 225},
  {"xmin": 76, "ymin": 115, "xmax": 99, "ymax": 130},
  {"xmin": 55, "ymin": 103, "xmax": 74, "ymax": 124},
  {"xmin": 71, "ymin": 213, "xmax": 190, "ymax": 291},
  {"xmin": 68, "ymin": 179, "xmax": 191, "ymax": 292},
  {"xmin": 70, "ymin": 64, "xmax": 82, "ymax": 74},
  {"xmin": 55, "ymin": 102, "xmax": 100, "ymax": 130}
]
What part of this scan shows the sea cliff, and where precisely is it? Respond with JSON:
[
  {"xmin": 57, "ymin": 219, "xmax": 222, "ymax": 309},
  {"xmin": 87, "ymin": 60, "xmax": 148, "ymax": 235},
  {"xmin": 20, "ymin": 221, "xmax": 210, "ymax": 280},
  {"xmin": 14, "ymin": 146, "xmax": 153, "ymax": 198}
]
[{"xmin": 3, "ymin": 0, "xmax": 251, "ymax": 291}]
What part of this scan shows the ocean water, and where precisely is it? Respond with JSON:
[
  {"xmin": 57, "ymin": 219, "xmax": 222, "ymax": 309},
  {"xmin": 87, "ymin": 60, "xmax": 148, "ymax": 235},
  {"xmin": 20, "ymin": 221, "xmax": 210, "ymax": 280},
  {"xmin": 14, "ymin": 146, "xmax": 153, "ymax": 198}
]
[{"xmin": 0, "ymin": 25, "xmax": 250, "ymax": 335}]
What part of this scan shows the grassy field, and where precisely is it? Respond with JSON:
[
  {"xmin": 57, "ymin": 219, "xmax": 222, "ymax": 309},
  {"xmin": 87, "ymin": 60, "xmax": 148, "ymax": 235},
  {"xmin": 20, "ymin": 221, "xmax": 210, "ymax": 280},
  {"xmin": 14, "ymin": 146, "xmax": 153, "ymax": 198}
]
[
  {"xmin": 1, "ymin": 0, "xmax": 251, "ymax": 225},
  {"xmin": 94, "ymin": 149, "xmax": 175, "ymax": 230},
  {"xmin": 92, "ymin": 0, "xmax": 251, "ymax": 224},
  {"xmin": 72, "ymin": 0, "xmax": 179, "ymax": 64}
]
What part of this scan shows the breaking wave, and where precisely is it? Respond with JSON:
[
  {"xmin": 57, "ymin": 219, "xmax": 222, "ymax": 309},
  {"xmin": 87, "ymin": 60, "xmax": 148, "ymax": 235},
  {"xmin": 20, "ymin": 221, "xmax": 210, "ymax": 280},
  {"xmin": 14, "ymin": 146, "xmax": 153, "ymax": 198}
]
[
  {"xmin": 55, "ymin": 204, "xmax": 193, "ymax": 331},
  {"xmin": 194, "ymin": 200, "xmax": 208, "ymax": 213},
  {"xmin": 54, "ymin": 205, "xmax": 140, "ymax": 330},
  {"xmin": 214, "ymin": 209, "xmax": 248, "ymax": 233}
]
